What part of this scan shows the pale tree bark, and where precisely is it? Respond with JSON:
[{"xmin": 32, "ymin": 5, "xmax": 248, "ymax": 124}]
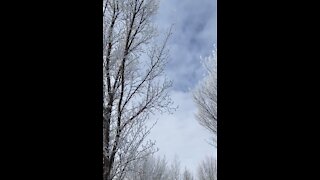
[{"xmin": 103, "ymin": 0, "xmax": 173, "ymax": 179}]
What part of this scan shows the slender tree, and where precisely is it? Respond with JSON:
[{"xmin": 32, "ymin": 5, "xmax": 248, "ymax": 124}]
[
  {"xmin": 182, "ymin": 168, "xmax": 194, "ymax": 180},
  {"xmin": 126, "ymin": 155, "xmax": 169, "ymax": 180},
  {"xmin": 197, "ymin": 157, "xmax": 217, "ymax": 180},
  {"xmin": 168, "ymin": 155, "xmax": 181, "ymax": 180},
  {"xmin": 103, "ymin": 0, "xmax": 173, "ymax": 179}
]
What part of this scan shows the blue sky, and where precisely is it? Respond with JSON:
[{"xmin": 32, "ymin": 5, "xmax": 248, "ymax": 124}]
[{"xmin": 148, "ymin": 0, "xmax": 217, "ymax": 175}]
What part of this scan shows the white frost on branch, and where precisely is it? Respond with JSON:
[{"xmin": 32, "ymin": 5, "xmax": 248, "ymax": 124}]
[
  {"xmin": 193, "ymin": 46, "xmax": 217, "ymax": 147},
  {"xmin": 103, "ymin": 0, "xmax": 174, "ymax": 179}
]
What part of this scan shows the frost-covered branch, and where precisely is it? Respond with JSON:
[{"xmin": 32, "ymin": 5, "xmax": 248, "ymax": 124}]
[
  {"xmin": 193, "ymin": 47, "xmax": 217, "ymax": 147},
  {"xmin": 103, "ymin": 0, "xmax": 173, "ymax": 179}
]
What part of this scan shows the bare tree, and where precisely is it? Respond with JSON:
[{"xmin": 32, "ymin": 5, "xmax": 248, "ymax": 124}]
[
  {"xmin": 168, "ymin": 155, "xmax": 181, "ymax": 180},
  {"xmin": 127, "ymin": 154, "xmax": 206, "ymax": 180},
  {"xmin": 182, "ymin": 168, "xmax": 194, "ymax": 180},
  {"xmin": 125, "ymin": 155, "xmax": 169, "ymax": 180},
  {"xmin": 193, "ymin": 47, "xmax": 217, "ymax": 146},
  {"xmin": 197, "ymin": 157, "xmax": 217, "ymax": 180},
  {"xmin": 103, "ymin": 0, "xmax": 173, "ymax": 179}
]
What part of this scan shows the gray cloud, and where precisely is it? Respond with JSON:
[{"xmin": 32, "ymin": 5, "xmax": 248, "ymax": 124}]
[
  {"xmin": 146, "ymin": 0, "xmax": 217, "ymax": 175},
  {"xmin": 155, "ymin": 0, "xmax": 217, "ymax": 91}
]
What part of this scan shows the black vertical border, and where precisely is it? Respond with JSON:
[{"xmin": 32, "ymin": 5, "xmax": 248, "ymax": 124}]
[{"xmin": 3, "ymin": 0, "xmax": 103, "ymax": 179}]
